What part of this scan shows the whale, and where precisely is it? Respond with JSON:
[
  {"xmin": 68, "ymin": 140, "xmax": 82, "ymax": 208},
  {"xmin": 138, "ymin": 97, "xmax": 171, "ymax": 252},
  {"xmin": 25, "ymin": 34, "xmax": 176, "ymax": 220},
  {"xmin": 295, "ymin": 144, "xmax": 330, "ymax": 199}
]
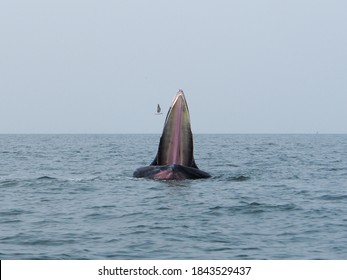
[{"xmin": 133, "ymin": 90, "xmax": 211, "ymax": 180}]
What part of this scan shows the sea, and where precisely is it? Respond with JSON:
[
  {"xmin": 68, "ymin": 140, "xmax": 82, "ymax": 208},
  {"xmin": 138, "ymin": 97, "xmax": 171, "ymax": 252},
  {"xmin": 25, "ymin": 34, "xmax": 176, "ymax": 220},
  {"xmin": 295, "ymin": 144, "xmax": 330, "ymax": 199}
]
[{"xmin": 0, "ymin": 134, "xmax": 346, "ymax": 260}]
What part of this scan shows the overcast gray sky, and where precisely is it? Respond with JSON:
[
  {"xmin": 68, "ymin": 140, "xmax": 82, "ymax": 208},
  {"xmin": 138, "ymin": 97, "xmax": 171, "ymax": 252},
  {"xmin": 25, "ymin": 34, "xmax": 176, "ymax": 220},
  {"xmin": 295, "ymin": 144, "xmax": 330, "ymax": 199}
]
[{"xmin": 1, "ymin": 0, "xmax": 346, "ymax": 133}]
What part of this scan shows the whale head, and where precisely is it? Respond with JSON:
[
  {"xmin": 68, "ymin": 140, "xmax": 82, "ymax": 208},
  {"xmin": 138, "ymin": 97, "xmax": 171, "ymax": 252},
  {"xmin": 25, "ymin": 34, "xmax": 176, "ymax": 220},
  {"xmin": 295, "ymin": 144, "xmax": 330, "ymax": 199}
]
[
  {"xmin": 153, "ymin": 89, "xmax": 197, "ymax": 167},
  {"xmin": 134, "ymin": 90, "xmax": 210, "ymax": 180}
]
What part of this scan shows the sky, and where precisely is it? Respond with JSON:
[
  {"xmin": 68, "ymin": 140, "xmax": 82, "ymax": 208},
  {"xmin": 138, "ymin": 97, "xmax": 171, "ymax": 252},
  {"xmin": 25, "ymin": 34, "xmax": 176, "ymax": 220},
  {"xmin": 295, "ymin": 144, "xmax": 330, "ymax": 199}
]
[{"xmin": 1, "ymin": 0, "xmax": 346, "ymax": 134}]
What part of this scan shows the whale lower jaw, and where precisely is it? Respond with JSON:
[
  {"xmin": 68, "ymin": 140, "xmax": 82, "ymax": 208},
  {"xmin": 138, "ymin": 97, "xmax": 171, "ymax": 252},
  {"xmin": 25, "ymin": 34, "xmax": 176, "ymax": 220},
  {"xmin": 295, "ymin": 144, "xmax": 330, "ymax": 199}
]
[{"xmin": 133, "ymin": 164, "xmax": 211, "ymax": 180}]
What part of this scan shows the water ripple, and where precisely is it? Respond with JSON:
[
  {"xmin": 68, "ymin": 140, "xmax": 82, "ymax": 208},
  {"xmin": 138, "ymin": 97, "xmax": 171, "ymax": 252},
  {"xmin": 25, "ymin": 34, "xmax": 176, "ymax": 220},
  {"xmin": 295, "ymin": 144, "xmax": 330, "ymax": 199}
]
[{"xmin": 1, "ymin": 134, "xmax": 347, "ymax": 259}]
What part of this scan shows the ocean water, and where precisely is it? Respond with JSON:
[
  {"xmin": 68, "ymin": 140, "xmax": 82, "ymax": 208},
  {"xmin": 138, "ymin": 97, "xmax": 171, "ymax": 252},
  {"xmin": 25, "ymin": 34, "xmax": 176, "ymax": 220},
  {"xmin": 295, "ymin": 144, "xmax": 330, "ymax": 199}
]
[{"xmin": 0, "ymin": 134, "xmax": 347, "ymax": 260}]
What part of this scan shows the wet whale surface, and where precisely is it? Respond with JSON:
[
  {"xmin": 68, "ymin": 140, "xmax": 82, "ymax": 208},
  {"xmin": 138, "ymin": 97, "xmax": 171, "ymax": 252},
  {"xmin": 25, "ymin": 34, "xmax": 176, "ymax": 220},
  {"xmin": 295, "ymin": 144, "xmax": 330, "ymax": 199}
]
[
  {"xmin": 134, "ymin": 90, "xmax": 210, "ymax": 180},
  {"xmin": 134, "ymin": 164, "xmax": 211, "ymax": 180}
]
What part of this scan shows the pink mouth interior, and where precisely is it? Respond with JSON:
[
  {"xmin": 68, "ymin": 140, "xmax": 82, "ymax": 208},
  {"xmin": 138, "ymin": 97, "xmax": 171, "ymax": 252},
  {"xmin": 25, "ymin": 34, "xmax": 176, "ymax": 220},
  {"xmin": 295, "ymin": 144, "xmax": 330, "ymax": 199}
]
[{"xmin": 171, "ymin": 97, "xmax": 182, "ymax": 164}]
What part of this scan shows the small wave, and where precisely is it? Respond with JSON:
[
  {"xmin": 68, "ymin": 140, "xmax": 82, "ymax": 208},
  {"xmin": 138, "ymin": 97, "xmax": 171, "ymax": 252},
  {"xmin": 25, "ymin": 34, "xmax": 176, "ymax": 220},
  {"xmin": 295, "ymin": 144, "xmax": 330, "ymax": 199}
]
[
  {"xmin": 17, "ymin": 238, "xmax": 76, "ymax": 246},
  {"xmin": 206, "ymin": 247, "xmax": 232, "ymax": 252},
  {"xmin": 248, "ymin": 202, "xmax": 298, "ymax": 212},
  {"xmin": 243, "ymin": 247, "xmax": 261, "ymax": 251},
  {"xmin": 319, "ymin": 194, "xmax": 347, "ymax": 201},
  {"xmin": 35, "ymin": 175, "xmax": 100, "ymax": 183},
  {"xmin": 0, "ymin": 209, "xmax": 32, "ymax": 216},
  {"xmin": 267, "ymin": 142, "xmax": 277, "ymax": 146},
  {"xmin": 37, "ymin": 176, "xmax": 57, "ymax": 180},
  {"xmin": 0, "ymin": 180, "xmax": 19, "ymax": 188},
  {"xmin": 218, "ymin": 175, "xmax": 250, "ymax": 182},
  {"xmin": 226, "ymin": 163, "xmax": 239, "ymax": 167},
  {"xmin": 118, "ymin": 212, "xmax": 143, "ymax": 219},
  {"xmin": 106, "ymin": 238, "xmax": 121, "ymax": 243},
  {"xmin": 229, "ymin": 175, "xmax": 250, "ymax": 181},
  {"xmin": 156, "ymin": 206, "xmax": 171, "ymax": 210},
  {"xmin": 234, "ymin": 254, "xmax": 253, "ymax": 259},
  {"xmin": 67, "ymin": 176, "xmax": 101, "ymax": 182},
  {"xmin": 1, "ymin": 219, "xmax": 22, "ymax": 224},
  {"xmin": 207, "ymin": 202, "xmax": 298, "ymax": 215},
  {"xmin": 90, "ymin": 205, "xmax": 116, "ymax": 210}
]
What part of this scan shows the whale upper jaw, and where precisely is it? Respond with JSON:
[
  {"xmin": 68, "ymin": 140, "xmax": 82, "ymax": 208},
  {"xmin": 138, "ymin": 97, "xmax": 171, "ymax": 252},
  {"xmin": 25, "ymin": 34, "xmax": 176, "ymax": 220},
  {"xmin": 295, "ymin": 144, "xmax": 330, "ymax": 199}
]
[
  {"xmin": 154, "ymin": 89, "xmax": 197, "ymax": 167},
  {"xmin": 134, "ymin": 89, "xmax": 210, "ymax": 180}
]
